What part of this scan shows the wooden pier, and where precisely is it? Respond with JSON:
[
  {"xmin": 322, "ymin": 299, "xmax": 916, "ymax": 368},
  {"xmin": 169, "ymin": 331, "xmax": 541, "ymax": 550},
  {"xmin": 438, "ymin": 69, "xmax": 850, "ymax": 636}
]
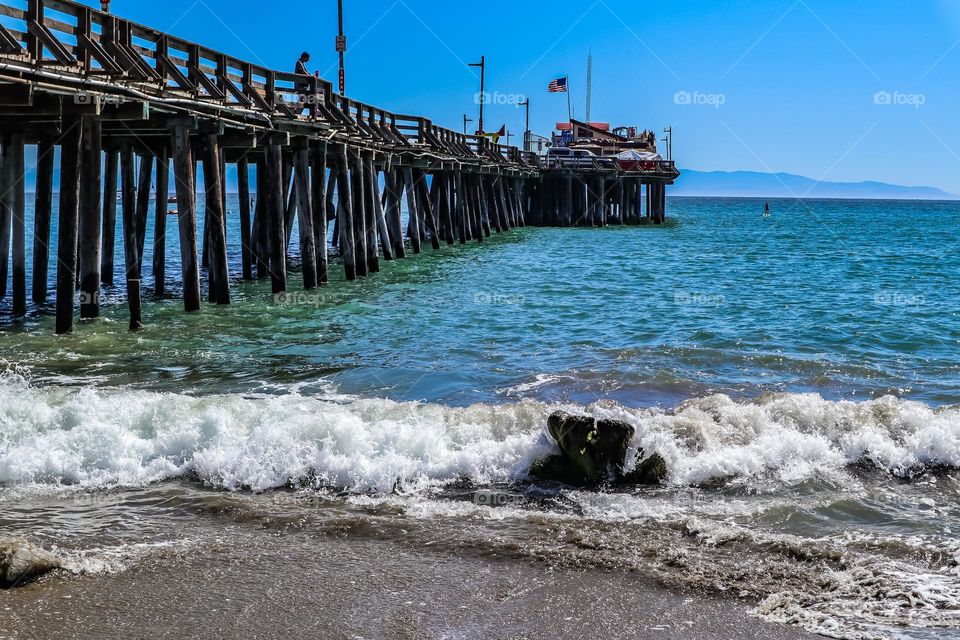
[{"xmin": 0, "ymin": 0, "xmax": 680, "ymax": 333}]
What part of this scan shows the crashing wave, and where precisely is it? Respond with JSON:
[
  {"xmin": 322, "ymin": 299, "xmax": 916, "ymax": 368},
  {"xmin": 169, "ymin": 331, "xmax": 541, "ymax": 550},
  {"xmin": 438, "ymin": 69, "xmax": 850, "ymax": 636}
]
[{"xmin": 0, "ymin": 373, "xmax": 958, "ymax": 494}]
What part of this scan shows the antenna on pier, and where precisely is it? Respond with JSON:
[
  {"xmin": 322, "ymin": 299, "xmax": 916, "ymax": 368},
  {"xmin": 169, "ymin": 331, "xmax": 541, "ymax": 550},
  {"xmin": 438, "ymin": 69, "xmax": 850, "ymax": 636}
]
[{"xmin": 585, "ymin": 48, "xmax": 593, "ymax": 123}]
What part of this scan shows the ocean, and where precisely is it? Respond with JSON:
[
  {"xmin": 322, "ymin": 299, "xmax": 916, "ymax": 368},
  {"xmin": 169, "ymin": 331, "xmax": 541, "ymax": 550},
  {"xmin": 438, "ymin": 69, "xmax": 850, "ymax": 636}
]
[{"xmin": 1, "ymin": 196, "xmax": 958, "ymax": 639}]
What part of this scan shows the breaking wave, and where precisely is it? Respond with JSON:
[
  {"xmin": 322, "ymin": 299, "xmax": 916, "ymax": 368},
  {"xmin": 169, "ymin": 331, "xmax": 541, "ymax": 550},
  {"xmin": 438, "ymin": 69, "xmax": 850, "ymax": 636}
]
[{"xmin": 1, "ymin": 373, "xmax": 958, "ymax": 494}]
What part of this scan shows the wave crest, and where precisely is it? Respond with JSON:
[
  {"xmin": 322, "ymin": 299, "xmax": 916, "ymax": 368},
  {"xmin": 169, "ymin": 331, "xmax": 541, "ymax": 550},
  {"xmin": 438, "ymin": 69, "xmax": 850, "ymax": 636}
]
[{"xmin": 1, "ymin": 375, "xmax": 958, "ymax": 494}]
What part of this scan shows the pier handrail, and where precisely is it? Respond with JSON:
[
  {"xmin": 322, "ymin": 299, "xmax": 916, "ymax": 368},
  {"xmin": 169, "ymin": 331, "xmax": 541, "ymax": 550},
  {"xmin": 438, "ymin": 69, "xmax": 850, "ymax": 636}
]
[{"xmin": 0, "ymin": 0, "xmax": 534, "ymax": 170}]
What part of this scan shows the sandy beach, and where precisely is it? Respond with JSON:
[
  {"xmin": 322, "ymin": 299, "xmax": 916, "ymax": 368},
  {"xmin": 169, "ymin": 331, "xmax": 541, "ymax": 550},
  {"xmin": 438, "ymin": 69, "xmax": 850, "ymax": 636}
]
[{"xmin": 0, "ymin": 528, "xmax": 820, "ymax": 640}]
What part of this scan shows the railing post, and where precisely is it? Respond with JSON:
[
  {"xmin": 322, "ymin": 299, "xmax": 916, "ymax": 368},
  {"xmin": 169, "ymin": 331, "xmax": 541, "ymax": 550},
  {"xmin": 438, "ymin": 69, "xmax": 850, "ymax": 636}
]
[
  {"xmin": 188, "ymin": 44, "xmax": 200, "ymax": 98},
  {"xmin": 265, "ymin": 70, "xmax": 277, "ymax": 110},
  {"xmin": 78, "ymin": 6, "xmax": 92, "ymax": 72},
  {"xmin": 309, "ymin": 75, "xmax": 318, "ymax": 121},
  {"xmin": 26, "ymin": 0, "xmax": 41, "ymax": 62}
]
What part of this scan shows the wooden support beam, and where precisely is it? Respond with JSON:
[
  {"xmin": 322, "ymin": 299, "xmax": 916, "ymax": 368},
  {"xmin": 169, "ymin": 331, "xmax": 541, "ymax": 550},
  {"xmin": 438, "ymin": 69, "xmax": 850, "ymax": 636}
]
[
  {"xmin": 77, "ymin": 32, "xmax": 124, "ymax": 76},
  {"xmin": 134, "ymin": 153, "xmax": 153, "ymax": 274},
  {"xmin": 333, "ymin": 145, "xmax": 356, "ymax": 281},
  {"xmin": 362, "ymin": 153, "xmax": 380, "ymax": 273},
  {"xmin": 402, "ymin": 166, "xmax": 422, "ymax": 254},
  {"xmin": 294, "ymin": 145, "xmax": 318, "ymax": 289},
  {"xmin": 27, "ymin": 18, "xmax": 76, "ymax": 66},
  {"xmin": 55, "ymin": 119, "xmax": 82, "ymax": 334},
  {"xmin": 417, "ymin": 170, "xmax": 442, "ymax": 250},
  {"xmin": 350, "ymin": 149, "xmax": 370, "ymax": 277},
  {"xmin": 157, "ymin": 53, "xmax": 197, "ymax": 91},
  {"xmin": 100, "ymin": 148, "xmax": 118, "ymax": 285},
  {"xmin": 7, "ymin": 133, "xmax": 25, "ymax": 316},
  {"xmin": 170, "ymin": 125, "xmax": 201, "ymax": 312},
  {"xmin": 237, "ymin": 158, "xmax": 253, "ymax": 281},
  {"xmin": 383, "ymin": 168, "xmax": 405, "ymax": 259},
  {"xmin": 0, "ymin": 135, "xmax": 10, "ymax": 303},
  {"xmin": 479, "ymin": 176, "xmax": 497, "ymax": 235},
  {"xmin": 253, "ymin": 158, "xmax": 270, "ymax": 279},
  {"xmin": 439, "ymin": 174, "xmax": 455, "ymax": 244},
  {"xmin": 473, "ymin": 175, "xmax": 490, "ymax": 239},
  {"xmin": 0, "ymin": 23, "xmax": 23, "ymax": 55},
  {"xmin": 310, "ymin": 141, "xmax": 329, "ymax": 284},
  {"xmin": 370, "ymin": 159, "xmax": 393, "ymax": 261},
  {"xmin": 78, "ymin": 118, "xmax": 101, "ymax": 319},
  {"xmin": 153, "ymin": 149, "xmax": 169, "ymax": 297},
  {"xmin": 264, "ymin": 142, "xmax": 287, "ymax": 293},
  {"xmin": 202, "ymin": 135, "xmax": 230, "ymax": 304},
  {"xmin": 119, "ymin": 144, "xmax": 142, "ymax": 330},
  {"xmin": 32, "ymin": 137, "xmax": 54, "ymax": 305},
  {"xmin": 496, "ymin": 177, "xmax": 511, "ymax": 232},
  {"xmin": 454, "ymin": 172, "xmax": 467, "ymax": 244},
  {"xmin": 282, "ymin": 158, "xmax": 296, "ymax": 252}
]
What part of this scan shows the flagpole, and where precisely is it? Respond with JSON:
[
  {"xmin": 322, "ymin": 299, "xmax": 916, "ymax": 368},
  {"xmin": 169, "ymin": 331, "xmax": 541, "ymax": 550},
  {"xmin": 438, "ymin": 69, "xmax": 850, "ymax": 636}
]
[{"xmin": 566, "ymin": 75, "xmax": 572, "ymax": 122}]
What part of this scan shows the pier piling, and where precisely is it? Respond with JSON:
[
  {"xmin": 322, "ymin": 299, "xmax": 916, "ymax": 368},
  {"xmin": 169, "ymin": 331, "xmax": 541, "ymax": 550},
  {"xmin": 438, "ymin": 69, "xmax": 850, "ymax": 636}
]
[{"xmin": 55, "ymin": 119, "xmax": 81, "ymax": 335}]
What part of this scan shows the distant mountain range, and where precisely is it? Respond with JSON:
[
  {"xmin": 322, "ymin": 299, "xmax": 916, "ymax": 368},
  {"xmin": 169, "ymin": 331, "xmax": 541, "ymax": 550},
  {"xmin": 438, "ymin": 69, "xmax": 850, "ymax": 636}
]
[
  {"xmin": 20, "ymin": 152, "xmax": 959, "ymax": 201},
  {"xmin": 674, "ymin": 170, "xmax": 959, "ymax": 201}
]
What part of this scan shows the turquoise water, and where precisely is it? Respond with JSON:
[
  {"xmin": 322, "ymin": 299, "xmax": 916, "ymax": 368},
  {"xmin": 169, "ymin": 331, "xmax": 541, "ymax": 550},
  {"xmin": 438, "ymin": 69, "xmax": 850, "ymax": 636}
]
[
  {"xmin": 2, "ymin": 196, "xmax": 959, "ymax": 406},
  {"xmin": 2, "ymin": 196, "xmax": 960, "ymax": 639}
]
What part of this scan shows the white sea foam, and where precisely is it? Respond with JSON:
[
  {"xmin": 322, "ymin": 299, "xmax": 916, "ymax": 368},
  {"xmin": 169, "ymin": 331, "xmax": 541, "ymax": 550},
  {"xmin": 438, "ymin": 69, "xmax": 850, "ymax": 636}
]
[{"xmin": 1, "ymin": 373, "xmax": 959, "ymax": 494}]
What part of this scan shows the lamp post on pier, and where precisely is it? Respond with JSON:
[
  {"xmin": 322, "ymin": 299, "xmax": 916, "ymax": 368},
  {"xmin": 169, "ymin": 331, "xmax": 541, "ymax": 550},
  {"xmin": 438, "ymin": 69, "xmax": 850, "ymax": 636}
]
[
  {"xmin": 463, "ymin": 115, "xmax": 474, "ymax": 135},
  {"xmin": 663, "ymin": 126, "xmax": 673, "ymax": 161},
  {"xmin": 336, "ymin": 0, "xmax": 346, "ymax": 94},
  {"xmin": 468, "ymin": 56, "xmax": 485, "ymax": 134},
  {"xmin": 519, "ymin": 98, "xmax": 530, "ymax": 152}
]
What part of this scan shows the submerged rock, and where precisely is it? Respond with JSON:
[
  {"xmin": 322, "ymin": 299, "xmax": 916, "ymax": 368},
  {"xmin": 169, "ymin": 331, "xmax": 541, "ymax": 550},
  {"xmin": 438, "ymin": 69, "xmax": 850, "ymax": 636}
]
[
  {"xmin": 0, "ymin": 537, "xmax": 62, "ymax": 588},
  {"xmin": 530, "ymin": 411, "xmax": 668, "ymax": 486}
]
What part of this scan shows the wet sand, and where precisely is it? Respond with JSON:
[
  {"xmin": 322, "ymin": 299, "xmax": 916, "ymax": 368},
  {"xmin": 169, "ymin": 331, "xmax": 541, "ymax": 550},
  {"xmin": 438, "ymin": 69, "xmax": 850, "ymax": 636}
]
[{"xmin": 0, "ymin": 531, "xmax": 820, "ymax": 640}]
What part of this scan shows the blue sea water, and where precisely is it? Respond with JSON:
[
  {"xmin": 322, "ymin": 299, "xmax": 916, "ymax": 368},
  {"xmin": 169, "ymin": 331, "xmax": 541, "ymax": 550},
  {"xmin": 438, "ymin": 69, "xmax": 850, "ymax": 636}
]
[
  {"xmin": 1, "ymin": 195, "xmax": 959, "ymax": 639},
  {"xmin": 2, "ymin": 196, "xmax": 959, "ymax": 406}
]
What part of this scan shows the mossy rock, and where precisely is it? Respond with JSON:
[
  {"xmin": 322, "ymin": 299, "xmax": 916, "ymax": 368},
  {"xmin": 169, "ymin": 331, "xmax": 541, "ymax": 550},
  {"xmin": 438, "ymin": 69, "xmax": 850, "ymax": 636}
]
[{"xmin": 533, "ymin": 411, "xmax": 667, "ymax": 487}]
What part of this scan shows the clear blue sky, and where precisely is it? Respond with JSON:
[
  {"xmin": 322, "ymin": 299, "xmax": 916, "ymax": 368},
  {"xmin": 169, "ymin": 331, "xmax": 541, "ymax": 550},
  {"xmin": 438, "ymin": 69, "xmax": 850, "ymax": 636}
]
[{"xmin": 79, "ymin": 0, "xmax": 960, "ymax": 193}]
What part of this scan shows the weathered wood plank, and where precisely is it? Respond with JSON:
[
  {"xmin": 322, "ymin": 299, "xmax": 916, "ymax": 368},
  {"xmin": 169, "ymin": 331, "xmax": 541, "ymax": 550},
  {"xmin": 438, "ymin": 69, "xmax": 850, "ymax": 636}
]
[
  {"xmin": 78, "ymin": 117, "xmax": 101, "ymax": 318},
  {"xmin": 153, "ymin": 148, "xmax": 169, "ymax": 297},
  {"xmin": 55, "ymin": 119, "xmax": 82, "ymax": 334},
  {"xmin": 170, "ymin": 125, "xmax": 201, "ymax": 312},
  {"xmin": 237, "ymin": 158, "xmax": 252, "ymax": 281},
  {"xmin": 32, "ymin": 137, "xmax": 55, "ymax": 305},
  {"xmin": 8, "ymin": 132, "xmax": 25, "ymax": 316},
  {"xmin": 202, "ymin": 134, "xmax": 230, "ymax": 304}
]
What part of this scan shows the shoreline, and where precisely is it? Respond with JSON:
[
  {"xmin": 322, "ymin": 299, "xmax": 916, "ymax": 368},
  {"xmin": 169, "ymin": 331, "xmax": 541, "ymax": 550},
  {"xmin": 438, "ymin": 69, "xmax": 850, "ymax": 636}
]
[{"xmin": 0, "ymin": 530, "xmax": 821, "ymax": 640}]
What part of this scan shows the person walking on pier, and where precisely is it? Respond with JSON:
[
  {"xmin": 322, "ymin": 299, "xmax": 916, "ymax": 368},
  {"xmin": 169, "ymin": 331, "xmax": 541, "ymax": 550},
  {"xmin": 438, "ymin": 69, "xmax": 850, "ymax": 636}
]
[{"xmin": 295, "ymin": 51, "xmax": 312, "ymax": 113}]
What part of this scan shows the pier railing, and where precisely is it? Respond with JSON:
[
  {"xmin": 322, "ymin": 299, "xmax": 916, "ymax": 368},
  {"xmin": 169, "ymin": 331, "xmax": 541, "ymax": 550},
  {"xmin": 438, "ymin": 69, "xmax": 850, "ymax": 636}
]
[{"xmin": 0, "ymin": 0, "xmax": 537, "ymax": 169}]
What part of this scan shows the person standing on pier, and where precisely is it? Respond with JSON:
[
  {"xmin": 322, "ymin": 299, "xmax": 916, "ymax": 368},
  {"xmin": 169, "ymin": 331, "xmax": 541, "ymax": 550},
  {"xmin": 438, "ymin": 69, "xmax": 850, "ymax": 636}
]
[{"xmin": 295, "ymin": 52, "xmax": 312, "ymax": 113}]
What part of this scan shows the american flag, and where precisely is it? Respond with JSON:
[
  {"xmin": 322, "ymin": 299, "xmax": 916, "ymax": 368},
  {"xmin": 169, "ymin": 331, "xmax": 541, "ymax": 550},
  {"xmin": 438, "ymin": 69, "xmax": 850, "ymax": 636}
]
[{"xmin": 547, "ymin": 77, "xmax": 568, "ymax": 93}]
